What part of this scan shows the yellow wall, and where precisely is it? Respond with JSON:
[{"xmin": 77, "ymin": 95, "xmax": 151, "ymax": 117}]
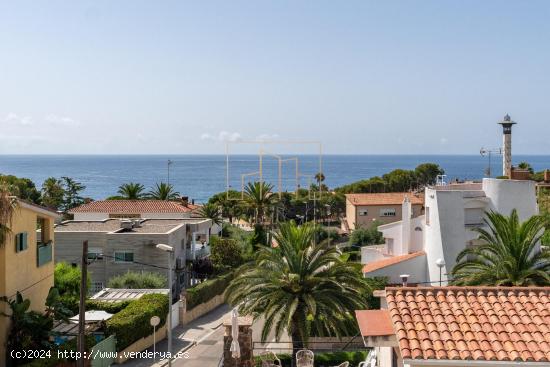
[{"xmin": 0, "ymin": 203, "xmax": 56, "ymax": 363}]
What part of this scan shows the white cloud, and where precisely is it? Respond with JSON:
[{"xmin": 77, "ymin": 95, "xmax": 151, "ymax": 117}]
[
  {"xmin": 255, "ymin": 133, "xmax": 280, "ymax": 142},
  {"xmin": 201, "ymin": 131, "xmax": 242, "ymax": 142},
  {"xmin": 45, "ymin": 114, "xmax": 81, "ymax": 127},
  {"xmin": 2, "ymin": 112, "xmax": 33, "ymax": 126}
]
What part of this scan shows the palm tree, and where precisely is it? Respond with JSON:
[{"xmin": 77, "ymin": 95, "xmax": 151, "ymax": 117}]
[
  {"xmin": 244, "ymin": 181, "xmax": 275, "ymax": 225},
  {"xmin": 147, "ymin": 182, "xmax": 180, "ymax": 200},
  {"xmin": 452, "ymin": 209, "xmax": 550, "ymax": 286},
  {"xmin": 0, "ymin": 184, "xmax": 17, "ymax": 247},
  {"xmin": 315, "ymin": 172, "xmax": 325, "ymax": 186},
  {"xmin": 199, "ymin": 203, "xmax": 223, "ymax": 238},
  {"xmin": 226, "ymin": 221, "xmax": 366, "ymax": 363},
  {"xmin": 117, "ymin": 182, "xmax": 145, "ymax": 200}
]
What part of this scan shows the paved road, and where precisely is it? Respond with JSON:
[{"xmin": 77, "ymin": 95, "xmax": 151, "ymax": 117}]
[
  {"xmin": 122, "ymin": 305, "xmax": 230, "ymax": 367},
  {"xmin": 173, "ymin": 327, "xmax": 224, "ymax": 367}
]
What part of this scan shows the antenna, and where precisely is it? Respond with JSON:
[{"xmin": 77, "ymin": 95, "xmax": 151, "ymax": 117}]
[{"xmin": 480, "ymin": 147, "xmax": 502, "ymax": 178}]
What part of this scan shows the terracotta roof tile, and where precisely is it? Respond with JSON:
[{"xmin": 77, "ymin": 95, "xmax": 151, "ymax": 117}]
[
  {"xmin": 362, "ymin": 251, "xmax": 426, "ymax": 273},
  {"xmin": 69, "ymin": 200, "xmax": 198, "ymax": 214},
  {"xmin": 386, "ymin": 287, "xmax": 550, "ymax": 363},
  {"xmin": 345, "ymin": 192, "xmax": 424, "ymax": 206}
]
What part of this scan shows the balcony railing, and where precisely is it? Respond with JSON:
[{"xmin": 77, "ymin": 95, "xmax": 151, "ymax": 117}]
[{"xmin": 37, "ymin": 241, "xmax": 53, "ymax": 267}]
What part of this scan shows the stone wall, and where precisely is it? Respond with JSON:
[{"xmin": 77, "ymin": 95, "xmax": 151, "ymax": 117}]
[{"xmin": 223, "ymin": 316, "xmax": 253, "ymax": 367}]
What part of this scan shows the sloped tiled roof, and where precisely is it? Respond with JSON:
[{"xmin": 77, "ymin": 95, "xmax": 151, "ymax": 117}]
[
  {"xmin": 346, "ymin": 192, "xmax": 423, "ymax": 206},
  {"xmin": 69, "ymin": 200, "xmax": 198, "ymax": 214},
  {"xmin": 386, "ymin": 287, "xmax": 550, "ymax": 362},
  {"xmin": 355, "ymin": 310, "xmax": 394, "ymax": 337},
  {"xmin": 362, "ymin": 251, "xmax": 425, "ymax": 273}
]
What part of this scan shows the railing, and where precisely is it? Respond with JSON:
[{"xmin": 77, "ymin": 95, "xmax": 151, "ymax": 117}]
[{"xmin": 37, "ymin": 241, "xmax": 53, "ymax": 267}]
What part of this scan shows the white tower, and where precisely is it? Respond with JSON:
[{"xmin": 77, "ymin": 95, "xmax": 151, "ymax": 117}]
[{"xmin": 498, "ymin": 114, "xmax": 516, "ymax": 177}]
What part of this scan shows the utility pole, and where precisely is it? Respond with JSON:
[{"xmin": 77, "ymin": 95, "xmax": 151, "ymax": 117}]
[{"xmin": 78, "ymin": 240, "xmax": 88, "ymax": 366}]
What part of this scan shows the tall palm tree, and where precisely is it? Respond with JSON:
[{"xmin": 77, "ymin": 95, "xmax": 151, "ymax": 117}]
[
  {"xmin": 452, "ymin": 209, "xmax": 550, "ymax": 286},
  {"xmin": 147, "ymin": 182, "xmax": 180, "ymax": 200},
  {"xmin": 226, "ymin": 221, "xmax": 366, "ymax": 362},
  {"xmin": 198, "ymin": 203, "xmax": 223, "ymax": 238},
  {"xmin": 117, "ymin": 182, "xmax": 145, "ymax": 200},
  {"xmin": 0, "ymin": 184, "xmax": 17, "ymax": 247},
  {"xmin": 244, "ymin": 181, "xmax": 275, "ymax": 225}
]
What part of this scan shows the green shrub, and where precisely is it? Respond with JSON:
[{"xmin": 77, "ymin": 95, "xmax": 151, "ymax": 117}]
[
  {"xmin": 105, "ymin": 293, "xmax": 169, "ymax": 351},
  {"xmin": 210, "ymin": 237, "xmax": 244, "ymax": 273},
  {"xmin": 54, "ymin": 262, "xmax": 90, "ymax": 297},
  {"xmin": 186, "ymin": 272, "xmax": 234, "ymax": 310},
  {"xmin": 254, "ymin": 351, "xmax": 369, "ymax": 367},
  {"xmin": 86, "ymin": 299, "xmax": 131, "ymax": 314},
  {"xmin": 107, "ymin": 271, "xmax": 167, "ymax": 289}
]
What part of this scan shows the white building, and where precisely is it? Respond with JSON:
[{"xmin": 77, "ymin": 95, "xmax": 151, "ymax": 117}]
[
  {"xmin": 361, "ymin": 178, "xmax": 538, "ymax": 285},
  {"xmin": 69, "ymin": 198, "xmax": 221, "ymax": 244}
]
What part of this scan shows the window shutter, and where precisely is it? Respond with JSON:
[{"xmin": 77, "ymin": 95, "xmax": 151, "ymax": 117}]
[
  {"xmin": 15, "ymin": 233, "xmax": 20, "ymax": 252},
  {"xmin": 22, "ymin": 232, "xmax": 28, "ymax": 250}
]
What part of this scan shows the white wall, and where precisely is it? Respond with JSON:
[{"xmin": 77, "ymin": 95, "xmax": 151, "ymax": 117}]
[
  {"xmin": 365, "ymin": 254, "xmax": 428, "ymax": 284},
  {"xmin": 482, "ymin": 178, "xmax": 538, "ymax": 220},
  {"xmin": 73, "ymin": 212, "xmax": 108, "ymax": 221}
]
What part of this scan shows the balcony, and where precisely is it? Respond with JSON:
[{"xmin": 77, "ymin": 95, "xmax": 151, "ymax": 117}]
[{"xmin": 37, "ymin": 241, "xmax": 53, "ymax": 267}]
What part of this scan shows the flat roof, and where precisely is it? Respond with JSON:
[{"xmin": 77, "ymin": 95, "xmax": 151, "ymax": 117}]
[
  {"xmin": 89, "ymin": 288, "xmax": 169, "ymax": 302},
  {"xmin": 346, "ymin": 192, "xmax": 424, "ymax": 206},
  {"xmin": 54, "ymin": 218, "xmax": 192, "ymax": 233}
]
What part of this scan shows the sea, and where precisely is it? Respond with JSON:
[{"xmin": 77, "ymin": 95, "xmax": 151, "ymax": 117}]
[{"xmin": 1, "ymin": 155, "xmax": 549, "ymax": 203}]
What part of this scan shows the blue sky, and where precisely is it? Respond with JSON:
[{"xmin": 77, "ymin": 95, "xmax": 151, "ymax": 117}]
[{"xmin": 1, "ymin": 1, "xmax": 550, "ymax": 154}]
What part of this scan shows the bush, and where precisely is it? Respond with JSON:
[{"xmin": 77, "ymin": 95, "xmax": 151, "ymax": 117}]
[
  {"xmin": 54, "ymin": 262, "xmax": 90, "ymax": 296},
  {"xmin": 106, "ymin": 293, "xmax": 169, "ymax": 351},
  {"xmin": 186, "ymin": 272, "xmax": 234, "ymax": 310},
  {"xmin": 107, "ymin": 271, "xmax": 167, "ymax": 289},
  {"xmin": 349, "ymin": 223, "xmax": 384, "ymax": 247},
  {"xmin": 254, "ymin": 351, "xmax": 369, "ymax": 367},
  {"xmin": 86, "ymin": 300, "xmax": 131, "ymax": 314},
  {"xmin": 210, "ymin": 237, "xmax": 245, "ymax": 273}
]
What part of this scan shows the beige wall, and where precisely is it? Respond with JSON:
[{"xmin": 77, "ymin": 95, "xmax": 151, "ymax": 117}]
[
  {"xmin": 0, "ymin": 205, "xmax": 56, "ymax": 362},
  {"xmin": 347, "ymin": 200, "xmax": 423, "ymax": 230}
]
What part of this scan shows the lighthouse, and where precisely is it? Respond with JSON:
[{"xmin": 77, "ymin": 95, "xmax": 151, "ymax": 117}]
[{"xmin": 498, "ymin": 114, "xmax": 516, "ymax": 177}]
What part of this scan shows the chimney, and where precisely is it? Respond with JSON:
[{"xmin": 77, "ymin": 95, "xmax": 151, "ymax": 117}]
[
  {"xmin": 181, "ymin": 196, "xmax": 189, "ymax": 206},
  {"xmin": 401, "ymin": 196, "xmax": 412, "ymax": 255},
  {"xmin": 545, "ymin": 170, "xmax": 550, "ymax": 183},
  {"xmin": 498, "ymin": 114, "xmax": 517, "ymax": 177},
  {"xmin": 400, "ymin": 274, "xmax": 410, "ymax": 287}
]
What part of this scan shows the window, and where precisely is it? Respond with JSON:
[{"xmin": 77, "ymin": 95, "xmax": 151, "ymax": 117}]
[
  {"xmin": 15, "ymin": 232, "xmax": 28, "ymax": 252},
  {"xmin": 88, "ymin": 248, "xmax": 104, "ymax": 261},
  {"xmin": 358, "ymin": 209, "xmax": 368, "ymax": 216},
  {"xmin": 114, "ymin": 251, "xmax": 134, "ymax": 263},
  {"xmin": 380, "ymin": 208, "xmax": 396, "ymax": 217}
]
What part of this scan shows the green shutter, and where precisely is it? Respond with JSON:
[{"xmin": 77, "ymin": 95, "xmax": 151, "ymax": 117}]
[
  {"xmin": 22, "ymin": 232, "xmax": 28, "ymax": 250},
  {"xmin": 15, "ymin": 232, "xmax": 28, "ymax": 252}
]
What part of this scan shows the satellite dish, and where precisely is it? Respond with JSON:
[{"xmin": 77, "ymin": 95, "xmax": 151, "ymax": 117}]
[{"xmin": 150, "ymin": 316, "xmax": 160, "ymax": 327}]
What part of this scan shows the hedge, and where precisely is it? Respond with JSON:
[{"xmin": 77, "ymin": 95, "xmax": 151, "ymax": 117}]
[
  {"xmin": 58, "ymin": 295, "xmax": 131, "ymax": 316},
  {"xmin": 86, "ymin": 299, "xmax": 131, "ymax": 314},
  {"xmin": 105, "ymin": 293, "xmax": 169, "ymax": 351},
  {"xmin": 255, "ymin": 351, "xmax": 369, "ymax": 367},
  {"xmin": 186, "ymin": 272, "xmax": 234, "ymax": 310}
]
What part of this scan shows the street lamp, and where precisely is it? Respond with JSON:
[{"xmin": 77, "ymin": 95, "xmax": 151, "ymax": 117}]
[
  {"xmin": 435, "ymin": 258, "xmax": 446, "ymax": 286},
  {"xmin": 156, "ymin": 244, "xmax": 174, "ymax": 367}
]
